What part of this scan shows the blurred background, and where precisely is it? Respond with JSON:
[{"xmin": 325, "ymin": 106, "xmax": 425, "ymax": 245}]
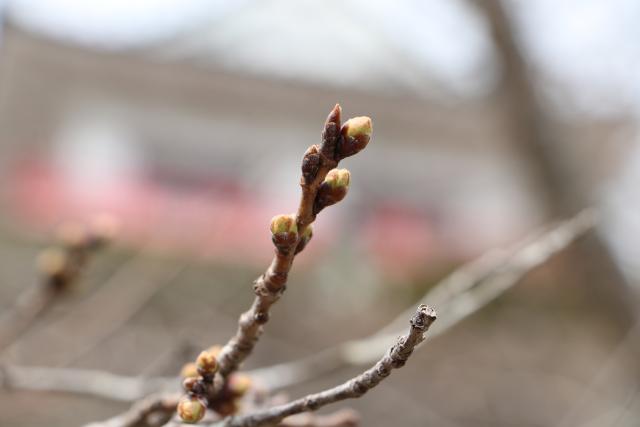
[{"xmin": 0, "ymin": 0, "xmax": 639, "ymax": 426}]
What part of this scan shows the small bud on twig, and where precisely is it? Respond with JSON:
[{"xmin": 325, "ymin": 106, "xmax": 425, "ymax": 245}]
[
  {"xmin": 181, "ymin": 362, "xmax": 199, "ymax": 379},
  {"xmin": 313, "ymin": 169, "xmax": 351, "ymax": 214},
  {"xmin": 177, "ymin": 395, "xmax": 206, "ymax": 424},
  {"xmin": 270, "ymin": 214, "xmax": 298, "ymax": 249},
  {"xmin": 196, "ymin": 350, "xmax": 219, "ymax": 376},
  {"xmin": 338, "ymin": 116, "xmax": 372, "ymax": 159}
]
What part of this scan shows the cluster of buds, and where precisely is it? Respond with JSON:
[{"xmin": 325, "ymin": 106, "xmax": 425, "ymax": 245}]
[
  {"xmin": 36, "ymin": 214, "xmax": 118, "ymax": 291},
  {"xmin": 179, "ymin": 345, "xmax": 255, "ymax": 423}
]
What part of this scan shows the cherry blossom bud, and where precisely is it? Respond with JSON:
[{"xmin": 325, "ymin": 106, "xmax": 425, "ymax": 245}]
[
  {"xmin": 270, "ymin": 214, "xmax": 298, "ymax": 248},
  {"xmin": 313, "ymin": 169, "xmax": 350, "ymax": 214},
  {"xmin": 338, "ymin": 116, "xmax": 372, "ymax": 159},
  {"xmin": 196, "ymin": 350, "xmax": 219, "ymax": 376},
  {"xmin": 177, "ymin": 395, "xmax": 206, "ymax": 424}
]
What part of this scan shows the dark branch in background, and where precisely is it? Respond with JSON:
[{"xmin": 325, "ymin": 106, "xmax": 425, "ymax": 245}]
[
  {"xmin": 215, "ymin": 306, "xmax": 436, "ymax": 427},
  {"xmin": 0, "ymin": 217, "xmax": 117, "ymax": 355},
  {"xmin": 472, "ymin": 0, "xmax": 637, "ymax": 326}
]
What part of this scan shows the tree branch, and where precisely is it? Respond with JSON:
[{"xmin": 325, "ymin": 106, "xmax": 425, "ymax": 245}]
[
  {"xmin": 0, "ymin": 365, "xmax": 177, "ymax": 402},
  {"xmin": 278, "ymin": 409, "xmax": 359, "ymax": 427},
  {"xmin": 217, "ymin": 305, "xmax": 436, "ymax": 427},
  {"xmin": 215, "ymin": 105, "xmax": 347, "ymax": 378},
  {"xmin": 250, "ymin": 208, "xmax": 597, "ymax": 390}
]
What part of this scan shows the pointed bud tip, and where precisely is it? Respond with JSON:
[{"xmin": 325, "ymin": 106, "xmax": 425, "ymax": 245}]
[
  {"xmin": 326, "ymin": 104, "xmax": 342, "ymax": 125},
  {"xmin": 345, "ymin": 116, "xmax": 372, "ymax": 138}
]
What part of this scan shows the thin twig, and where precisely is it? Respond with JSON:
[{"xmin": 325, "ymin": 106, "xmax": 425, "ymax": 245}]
[
  {"xmin": 216, "ymin": 105, "xmax": 345, "ymax": 378},
  {"xmin": 0, "ymin": 365, "xmax": 177, "ymax": 401},
  {"xmin": 216, "ymin": 305, "xmax": 435, "ymax": 427},
  {"xmin": 250, "ymin": 209, "xmax": 597, "ymax": 390},
  {"xmin": 278, "ymin": 409, "xmax": 359, "ymax": 427}
]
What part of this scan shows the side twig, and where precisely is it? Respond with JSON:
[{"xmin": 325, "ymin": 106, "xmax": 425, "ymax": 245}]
[{"xmin": 216, "ymin": 305, "xmax": 436, "ymax": 427}]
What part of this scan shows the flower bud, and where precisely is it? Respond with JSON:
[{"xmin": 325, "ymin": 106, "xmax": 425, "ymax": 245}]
[
  {"xmin": 270, "ymin": 214, "xmax": 298, "ymax": 248},
  {"xmin": 181, "ymin": 362, "xmax": 199, "ymax": 379},
  {"xmin": 313, "ymin": 169, "xmax": 350, "ymax": 214},
  {"xmin": 196, "ymin": 350, "xmax": 219, "ymax": 376},
  {"xmin": 177, "ymin": 395, "xmax": 206, "ymax": 424},
  {"xmin": 338, "ymin": 116, "xmax": 372, "ymax": 159},
  {"xmin": 228, "ymin": 373, "xmax": 252, "ymax": 397}
]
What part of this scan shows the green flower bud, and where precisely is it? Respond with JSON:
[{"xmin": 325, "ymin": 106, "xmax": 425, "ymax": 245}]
[
  {"xmin": 325, "ymin": 169, "xmax": 350, "ymax": 189},
  {"xmin": 177, "ymin": 395, "xmax": 206, "ymax": 424},
  {"xmin": 313, "ymin": 169, "xmax": 350, "ymax": 214},
  {"xmin": 338, "ymin": 116, "xmax": 372, "ymax": 159},
  {"xmin": 270, "ymin": 214, "xmax": 297, "ymax": 235},
  {"xmin": 196, "ymin": 350, "xmax": 219, "ymax": 376},
  {"xmin": 270, "ymin": 214, "xmax": 298, "ymax": 248}
]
